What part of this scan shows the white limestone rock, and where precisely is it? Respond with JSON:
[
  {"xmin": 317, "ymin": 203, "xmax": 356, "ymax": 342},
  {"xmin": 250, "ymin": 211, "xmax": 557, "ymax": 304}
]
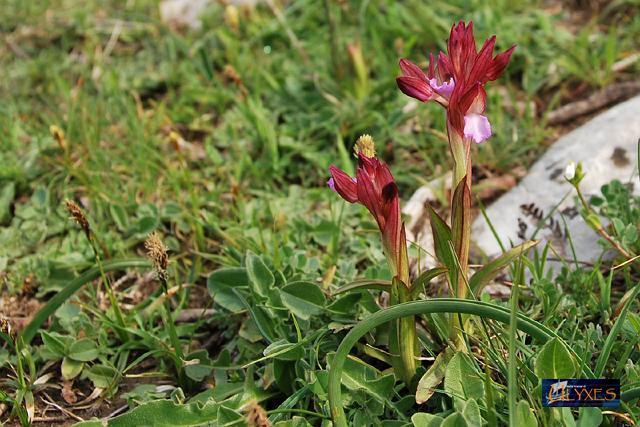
[
  {"xmin": 472, "ymin": 95, "xmax": 640, "ymax": 263},
  {"xmin": 403, "ymin": 172, "xmax": 451, "ymax": 271},
  {"xmin": 160, "ymin": 0, "xmax": 211, "ymax": 30},
  {"xmin": 160, "ymin": 0, "xmax": 260, "ymax": 30}
]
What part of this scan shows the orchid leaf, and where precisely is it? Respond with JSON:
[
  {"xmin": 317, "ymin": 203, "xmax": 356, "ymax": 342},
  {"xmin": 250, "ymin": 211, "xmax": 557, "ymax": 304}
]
[
  {"xmin": 332, "ymin": 278, "xmax": 391, "ymax": 296},
  {"xmin": 469, "ymin": 240, "xmax": 539, "ymax": 297},
  {"xmin": 451, "ymin": 178, "xmax": 471, "ymax": 270},
  {"xmin": 412, "ymin": 267, "xmax": 448, "ymax": 298},
  {"xmin": 427, "ymin": 205, "xmax": 457, "ymax": 287}
]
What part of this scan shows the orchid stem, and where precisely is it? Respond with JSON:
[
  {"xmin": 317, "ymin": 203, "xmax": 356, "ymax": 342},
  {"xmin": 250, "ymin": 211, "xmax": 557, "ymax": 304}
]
[{"xmin": 395, "ymin": 283, "xmax": 417, "ymax": 387}]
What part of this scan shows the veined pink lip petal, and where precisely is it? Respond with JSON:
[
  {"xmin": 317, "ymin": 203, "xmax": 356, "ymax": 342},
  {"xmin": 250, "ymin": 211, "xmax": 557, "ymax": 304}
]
[
  {"xmin": 463, "ymin": 113, "xmax": 492, "ymax": 143},
  {"xmin": 429, "ymin": 77, "xmax": 455, "ymax": 98}
]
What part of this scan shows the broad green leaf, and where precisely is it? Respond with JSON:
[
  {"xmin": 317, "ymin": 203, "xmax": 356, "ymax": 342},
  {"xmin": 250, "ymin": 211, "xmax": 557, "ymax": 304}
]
[
  {"xmin": 444, "ymin": 353, "xmax": 484, "ymax": 408},
  {"xmin": 273, "ymin": 359, "xmax": 296, "ymax": 395},
  {"xmin": 40, "ymin": 331, "xmax": 68, "ymax": 357},
  {"xmin": 412, "ymin": 413, "xmax": 444, "ymax": 427},
  {"xmin": 61, "ymin": 357, "xmax": 83, "ymax": 380},
  {"xmin": 68, "ymin": 338, "xmax": 99, "ymax": 362},
  {"xmin": 72, "ymin": 400, "xmax": 221, "ymax": 427},
  {"xmin": 469, "ymin": 240, "xmax": 539, "ymax": 296},
  {"xmin": 416, "ymin": 348, "xmax": 452, "ymax": 404},
  {"xmin": 206, "ymin": 267, "xmax": 248, "ymax": 312},
  {"xmin": 280, "ymin": 281, "xmax": 326, "ymax": 320},
  {"xmin": 0, "ymin": 182, "xmax": 15, "ymax": 224},
  {"xmin": 441, "ymin": 412, "xmax": 468, "ymax": 427},
  {"xmin": 576, "ymin": 407, "xmax": 602, "ymax": 427},
  {"xmin": 216, "ymin": 405, "xmax": 243, "ymax": 424},
  {"xmin": 233, "ymin": 289, "xmax": 277, "ymax": 343},
  {"xmin": 109, "ymin": 204, "xmax": 129, "ymax": 232},
  {"xmin": 263, "ymin": 339, "xmax": 305, "ymax": 361},
  {"xmin": 561, "ymin": 407, "xmax": 577, "ymax": 427},
  {"xmin": 184, "ymin": 350, "xmax": 213, "ymax": 382},
  {"xmin": 332, "ymin": 278, "xmax": 391, "ymax": 296},
  {"xmin": 246, "ymin": 252, "xmax": 275, "ymax": 298},
  {"xmin": 160, "ymin": 202, "xmax": 182, "ymax": 219},
  {"xmin": 134, "ymin": 216, "xmax": 159, "ymax": 236},
  {"xmin": 85, "ymin": 364, "xmax": 119, "ymax": 389},
  {"xmin": 327, "ymin": 294, "xmax": 361, "ymax": 314},
  {"xmin": 461, "ymin": 399, "xmax": 482, "ymax": 427},
  {"xmin": 534, "ymin": 338, "xmax": 578, "ymax": 379},
  {"xmin": 515, "ymin": 400, "xmax": 537, "ymax": 427},
  {"xmin": 340, "ymin": 356, "xmax": 395, "ymax": 404},
  {"xmin": 274, "ymin": 416, "xmax": 313, "ymax": 427},
  {"xmin": 210, "ymin": 287, "xmax": 244, "ymax": 312},
  {"xmin": 207, "ymin": 268, "xmax": 249, "ymax": 290},
  {"xmin": 184, "ymin": 363, "xmax": 212, "ymax": 382}
]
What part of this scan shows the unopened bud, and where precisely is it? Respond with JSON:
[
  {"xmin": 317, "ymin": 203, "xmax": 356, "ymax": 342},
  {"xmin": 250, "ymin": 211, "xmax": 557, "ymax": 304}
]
[{"xmin": 564, "ymin": 161, "xmax": 585, "ymax": 186}]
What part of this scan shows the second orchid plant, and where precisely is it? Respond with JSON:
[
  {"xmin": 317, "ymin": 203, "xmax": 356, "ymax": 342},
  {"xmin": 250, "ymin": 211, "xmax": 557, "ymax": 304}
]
[{"xmin": 329, "ymin": 21, "xmax": 519, "ymax": 385}]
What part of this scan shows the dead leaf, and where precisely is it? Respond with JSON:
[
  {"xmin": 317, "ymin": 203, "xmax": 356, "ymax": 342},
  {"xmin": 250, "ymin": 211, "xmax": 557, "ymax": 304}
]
[{"xmin": 62, "ymin": 380, "xmax": 78, "ymax": 405}]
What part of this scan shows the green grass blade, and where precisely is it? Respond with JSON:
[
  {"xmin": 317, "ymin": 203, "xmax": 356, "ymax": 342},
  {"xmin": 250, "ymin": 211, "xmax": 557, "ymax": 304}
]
[
  {"xmin": 469, "ymin": 240, "xmax": 539, "ymax": 297},
  {"xmin": 327, "ymin": 298, "xmax": 594, "ymax": 427},
  {"xmin": 21, "ymin": 259, "xmax": 151, "ymax": 344},
  {"xmin": 331, "ymin": 278, "xmax": 391, "ymax": 296},
  {"xmin": 594, "ymin": 284, "xmax": 640, "ymax": 377},
  {"xmin": 508, "ymin": 259, "xmax": 524, "ymax": 427}
]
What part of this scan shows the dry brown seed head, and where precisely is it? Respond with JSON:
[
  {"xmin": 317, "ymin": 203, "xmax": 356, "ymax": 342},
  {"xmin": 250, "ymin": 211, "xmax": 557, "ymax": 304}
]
[
  {"xmin": 224, "ymin": 5, "xmax": 239, "ymax": 32},
  {"xmin": 65, "ymin": 199, "xmax": 90, "ymax": 236},
  {"xmin": 354, "ymin": 134, "xmax": 376, "ymax": 158},
  {"xmin": 245, "ymin": 401, "xmax": 271, "ymax": 427},
  {"xmin": 144, "ymin": 232, "xmax": 169, "ymax": 280},
  {"xmin": 0, "ymin": 317, "xmax": 14, "ymax": 340},
  {"xmin": 50, "ymin": 125, "xmax": 66, "ymax": 150},
  {"xmin": 169, "ymin": 131, "xmax": 184, "ymax": 152}
]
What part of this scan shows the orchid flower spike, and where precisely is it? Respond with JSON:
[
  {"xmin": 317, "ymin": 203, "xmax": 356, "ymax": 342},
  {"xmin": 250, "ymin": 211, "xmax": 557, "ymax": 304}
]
[{"xmin": 397, "ymin": 21, "xmax": 516, "ymax": 144}]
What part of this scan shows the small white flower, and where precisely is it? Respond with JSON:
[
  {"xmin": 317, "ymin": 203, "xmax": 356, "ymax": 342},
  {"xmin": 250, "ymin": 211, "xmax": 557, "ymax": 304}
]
[{"xmin": 564, "ymin": 161, "xmax": 576, "ymax": 181}]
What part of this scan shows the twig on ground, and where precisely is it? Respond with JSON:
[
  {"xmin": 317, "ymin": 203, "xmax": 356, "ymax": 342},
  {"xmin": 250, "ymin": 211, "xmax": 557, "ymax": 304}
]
[
  {"xmin": 40, "ymin": 392, "xmax": 84, "ymax": 422},
  {"xmin": 174, "ymin": 308, "xmax": 217, "ymax": 323},
  {"xmin": 547, "ymin": 80, "xmax": 640, "ymax": 125}
]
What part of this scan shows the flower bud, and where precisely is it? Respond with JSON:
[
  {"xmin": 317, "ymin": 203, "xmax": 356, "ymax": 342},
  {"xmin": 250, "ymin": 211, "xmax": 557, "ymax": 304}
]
[{"xmin": 564, "ymin": 161, "xmax": 585, "ymax": 186}]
